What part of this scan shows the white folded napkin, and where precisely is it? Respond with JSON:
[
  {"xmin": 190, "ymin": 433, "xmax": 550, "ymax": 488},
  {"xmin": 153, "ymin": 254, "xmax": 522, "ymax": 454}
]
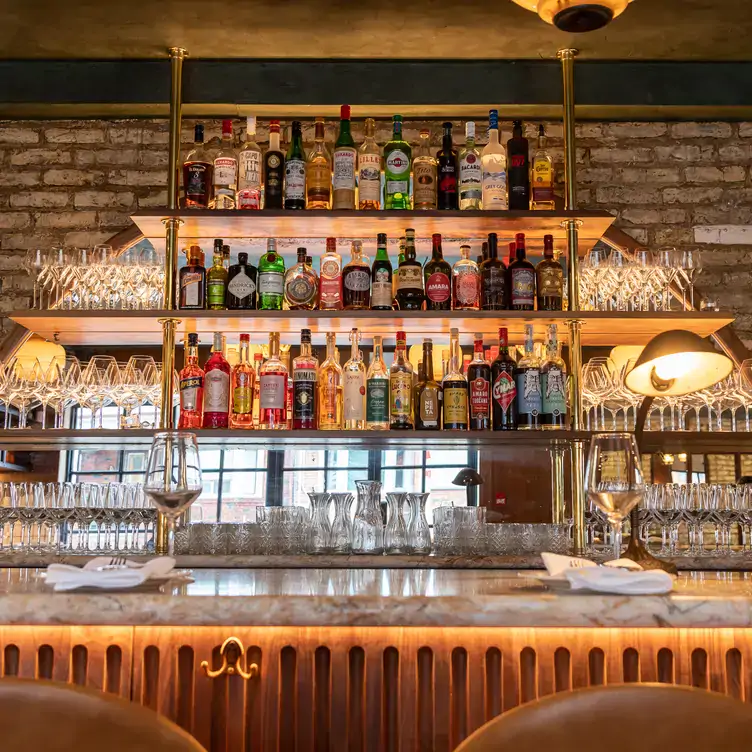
[{"xmin": 45, "ymin": 557, "xmax": 176, "ymax": 592}]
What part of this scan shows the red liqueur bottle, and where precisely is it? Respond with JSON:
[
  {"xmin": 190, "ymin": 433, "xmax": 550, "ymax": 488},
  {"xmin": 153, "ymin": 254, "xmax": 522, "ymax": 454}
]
[{"xmin": 178, "ymin": 332, "xmax": 204, "ymax": 429}]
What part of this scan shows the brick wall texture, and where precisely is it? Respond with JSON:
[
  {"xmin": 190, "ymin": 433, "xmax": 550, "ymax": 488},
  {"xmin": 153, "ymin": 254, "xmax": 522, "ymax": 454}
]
[{"xmin": 0, "ymin": 117, "xmax": 751, "ymax": 345}]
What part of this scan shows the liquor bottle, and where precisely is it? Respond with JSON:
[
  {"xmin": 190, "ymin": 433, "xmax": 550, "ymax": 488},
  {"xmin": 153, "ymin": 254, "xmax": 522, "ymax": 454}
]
[
  {"xmin": 202, "ymin": 332, "xmax": 231, "ymax": 429},
  {"xmin": 508, "ymin": 241, "xmax": 516, "ymax": 268},
  {"xmin": 292, "ymin": 328, "xmax": 318, "ymax": 430},
  {"xmin": 436, "ymin": 121, "xmax": 458, "ymax": 210},
  {"xmin": 258, "ymin": 238, "xmax": 285, "ymax": 310},
  {"xmin": 395, "ymin": 228, "xmax": 424, "ymax": 310},
  {"xmin": 343, "ymin": 328, "xmax": 366, "ymax": 430},
  {"xmin": 230, "ymin": 333, "xmax": 254, "ymax": 429},
  {"xmin": 481, "ymin": 109, "xmax": 507, "ymax": 210},
  {"xmin": 284, "ymin": 120, "xmax": 306, "ymax": 210},
  {"xmin": 389, "ymin": 331, "xmax": 414, "ymax": 430},
  {"xmin": 332, "ymin": 105, "xmax": 357, "ymax": 210},
  {"xmin": 507, "ymin": 119, "xmax": 530, "ymax": 210},
  {"xmin": 318, "ymin": 332, "xmax": 343, "ymax": 430},
  {"xmin": 343, "ymin": 241, "xmax": 371, "ymax": 310},
  {"xmin": 392, "ymin": 237, "xmax": 405, "ymax": 304},
  {"xmin": 222, "ymin": 244, "xmax": 231, "ymax": 272},
  {"xmin": 366, "ymin": 335, "xmax": 390, "ymax": 430},
  {"xmin": 452, "ymin": 244, "xmax": 480, "ymax": 311},
  {"xmin": 384, "ymin": 115, "xmax": 412, "ymax": 210},
  {"xmin": 183, "ymin": 124, "xmax": 213, "ymax": 209},
  {"xmin": 467, "ymin": 334, "xmax": 491, "ymax": 430},
  {"xmin": 212, "ymin": 119, "xmax": 238, "ymax": 210},
  {"xmin": 416, "ymin": 339, "xmax": 441, "ymax": 430},
  {"xmin": 226, "ymin": 251, "xmax": 257, "ymax": 310},
  {"xmin": 259, "ymin": 332, "xmax": 288, "ymax": 430},
  {"xmin": 459, "ymin": 122, "xmax": 482, "ymax": 210},
  {"xmin": 237, "ymin": 116, "xmax": 262, "ymax": 210},
  {"xmin": 531, "ymin": 124, "xmax": 555, "ymax": 211},
  {"xmin": 282, "ymin": 247, "xmax": 317, "ymax": 310},
  {"xmin": 252, "ymin": 352, "xmax": 263, "ymax": 427},
  {"xmin": 515, "ymin": 324, "xmax": 542, "ymax": 431},
  {"xmin": 281, "ymin": 348, "xmax": 294, "ymax": 429},
  {"xmin": 442, "ymin": 328, "xmax": 468, "ymax": 430},
  {"xmin": 178, "ymin": 333, "xmax": 204, "ymax": 429},
  {"xmin": 491, "ymin": 327, "xmax": 517, "ymax": 431},
  {"xmin": 358, "ymin": 117, "xmax": 382, "ymax": 210},
  {"xmin": 306, "ymin": 116, "xmax": 332, "ymax": 210},
  {"xmin": 264, "ymin": 120, "xmax": 285, "ymax": 209},
  {"xmin": 541, "ymin": 324, "xmax": 567, "ymax": 430},
  {"xmin": 413, "ymin": 129, "xmax": 438, "ymax": 210},
  {"xmin": 319, "ymin": 237, "xmax": 343, "ymax": 310},
  {"xmin": 423, "ymin": 233, "xmax": 452, "ymax": 311},
  {"xmin": 206, "ymin": 239, "xmax": 228, "ymax": 310},
  {"xmin": 371, "ymin": 233, "xmax": 393, "ymax": 310},
  {"xmin": 179, "ymin": 246, "xmax": 206, "ymax": 310},
  {"xmin": 480, "ymin": 233, "xmax": 507, "ymax": 310},
  {"xmin": 508, "ymin": 232, "xmax": 536, "ymax": 311},
  {"xmin": 536, "ymin": 234, "xmax": 564, "ymax": 311}
]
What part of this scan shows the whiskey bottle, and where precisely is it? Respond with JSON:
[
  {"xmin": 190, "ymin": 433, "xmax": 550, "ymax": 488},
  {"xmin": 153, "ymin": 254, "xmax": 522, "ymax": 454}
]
[
  {"xmin": 206, "ymin": 239, "xmax": 228, "ymax": 310},
  {"xmin": 508, "ymin": 232, "xmax": 536, "ymax": 311},
  {"xmin": 212, "ymin": 119, "xmax": 238, "ymax": 210},
  {"xmin": 342, "ymin": 241, "xmax": 371, "ymax": 310},
  {"xmin": 442, "ymin": 328, "xmax": 468, "ymax": 430},
  {"xmin": 467, "ymin": 334, "xmax": 491, "ymax": 430},
  {"xmin": 237, "ymin": 116, "xmax": 262, "ymax": 210},
  {"xmin": 230, "ymin": 333, "xmax": 255, "ymax": 429},
  {"xmin": 178, "ymin": 333, "xmax": 204, "ymax": 429},
  {"xmin": 202, "ymin": 332, "xmax": 231, "ymax": 429},
  {"xmin": 306, "ymin": 116, "xmax": 332, "ymax": 210},
  {"xmin": 491, "ymin": 327, "xmax": 517, "ymax": 431},
  {"xmin": 536, "ymin": 234, "xmax": 564, "ymax": 311},
  {"xmin": 284, "ymin": 247, "xmax": 318, "ymax": 310},
  {"xmin": 318, "ymin": 332, "xmax": 343, "ymax": 430},
  {"xmin": 370, "ymin": 233, "xmax": 393, "ymax": 310},
  {"xmin": 179, "ymin": 246, "xmax": 206, "ymax": 310},
  {"xmin": 183, "ymin": 124, "xmax": 213, "ymax": 209},
  {"xmin": 515, "ymin": 324, "xmax": 542, "ymax": 430},
  {"xmin": 358, "ymin": 117, "xmax": 382, "ymax": 210},
  {"xmin": 319, "ymin": 237, "xmax": 343, "ymax": 310},
  {"xmin": 264, "ymin": 120, "xmax": 285, "ymax": 209},
  {"xmin": 452, "ymin": 244, "xmax": 480, "ymax": 311},
  {"xmin": 480, "ymin": 233, "xmax": 506, "ymax": 310},
  {"xmin": 541, "ymin": 324, "xmax": 567, "ymax": 430},
  {"xmin": 481, "ymin": 110, "xmax": 507, "ymax": 210},
  {"xmin": 423, "ymin": 233, "xmax": 452, "ymax": 311},
  {"xmin": 459, "ymin": 122, "xmax": 482, "ymax": 210},
  {"xmin": 531, "ymin": 125, "xmax": 555, "ymax": 211},
  {"xmin": 258, "ymin": 238, "xmax": 285, "ymax": 311},
  {"xmin": 389, "ymin": 331, "xmax": 414, "ymax": 430},
  {"xmin": 332, "ymin": 105, "xmax": 357, "ymax": 210},
  {"xmin": 506, "ymin": 119, "xmax": 530, "ymax": 210},
  {"xmin": 292, "ymin": 328, "xmax": 318, "ymax": 430},
  {"xmin": 416, "ymin": 339, "xmax": 441, "ymax": 430},
  {"xmin": 395, "ymin": 228, "xmax": 424, "ymax": 311},
  {"xmin": 412, "ymin": 129, "xmax": 438, "ymax": 210},
  {"xmin": 343, "ymin": 328, "xmax": 366, "ymax": 430},
  {"xmin": 284, "ymin": 120, "xmax": 306, "ymax": 210},
  {"xmin": 259, "ymin": 333, "xmax": 288, "ymax": 430},
  {"xmin": 384, "ymin": 115, "xmax": 412, "ymax": 210},
  {"xmin": 436, "ymin": 121, "xmax": 458, "ymax": 210},
  {"xmin": 366, "ymin": 335, "xmax": 390, "ymax": 430},
  {"xmin": 226, "ymin": 252, "xmax": 257, "ymax": 310}
]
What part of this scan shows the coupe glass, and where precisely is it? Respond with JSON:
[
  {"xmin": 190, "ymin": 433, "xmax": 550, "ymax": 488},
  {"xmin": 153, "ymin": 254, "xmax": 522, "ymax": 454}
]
[
  {"xmin": 585, "ymin": 433, "xmax": 645, "ymax": 560},
  {"xmin": 143, "ymin": 431, "xmax": 202, "ymax": 557}
]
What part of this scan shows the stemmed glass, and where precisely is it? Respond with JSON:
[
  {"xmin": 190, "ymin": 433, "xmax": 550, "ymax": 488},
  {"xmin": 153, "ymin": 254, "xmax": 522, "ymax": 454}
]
[
  {"xmin": 657, "ymin": 247, "xmax": 679, "ymax": 311},
  {"xmin": 581, "ymin": 357, "xmax": 615, "ymax": 429},
  {"xmin": 23, "ymin": 249, "xmax": 46, "ymax": 310},
  {"xmin": 680, "ymin": 248, "xmax": 702, "ymax": 310},
  {"xmin": 585, "ymin": 433, "xmax": 645, "ymax": 561},
  {"xmin": 81, "ymin": 356, "xmax": 119, "ymax": 429},
  {"xmin": 143, "ymin": 431, "xmax": 202, "ymax": 557},
  {"xmin": 632, "ymin": 247, "xmax": 655, "ymax": 311}
]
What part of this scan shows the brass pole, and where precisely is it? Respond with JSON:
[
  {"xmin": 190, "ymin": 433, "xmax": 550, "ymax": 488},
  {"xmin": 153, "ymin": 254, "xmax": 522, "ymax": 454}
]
[{"xmin": 550, "ymin": 441, "xmax": 566, "ymax": 525}]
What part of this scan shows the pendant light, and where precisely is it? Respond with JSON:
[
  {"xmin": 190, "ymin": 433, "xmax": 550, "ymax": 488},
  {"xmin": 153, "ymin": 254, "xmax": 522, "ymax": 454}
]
[{"xmin": 510, "ymin": 0, "xmax": 635, "ymax": 32}]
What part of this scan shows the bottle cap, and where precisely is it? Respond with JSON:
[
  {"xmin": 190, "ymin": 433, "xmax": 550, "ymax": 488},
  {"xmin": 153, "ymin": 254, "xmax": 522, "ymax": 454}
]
[
  {"xmin": 442, "ymin": 121, "xmax": 453, "ymax": 130},
  {"xmin": 544, "ymin": 234, "xmax": 554, "ymax": 252},
  {"xmin": 326, "ymin": 237, "xmax": 337, "ymax": 251},
  {"xmin": 420, "ymin": 128, "xmax": 430, "ymax": 137},
  {"xmin": 341, "ymin": 104, "xmax": 351, "ymax": 119},
  {"xmin": 396, "ymin": 331, "xmax": 406, "ymax": 344},
  {"xmin": 306, "ymin": 256, "xmax": 313, "ymax": 265},
  {"xmin": 297, "ymin": 247, "xmax": 307, "ymax": 259},
  {"xmin": 194, "ymin": 124, "xmax": 204, "ymax": 141},
  {"xmin": 475, "ymin": 333, "xmax": 483, "ymax": 341},
  {"xmin": 516, "ymin": 232, "xmax": 526, "ymax": 243},
  {"xmin": 269, "ymin": 120, "xmax": 280, "ymax": 132},
  {"xmin": 187, "ymin": 332, "xmax": 199, "ymax": 346},
  {"xmin": 424, "ymin": 338, "xmax": 433, "ymax": 345},
  {"xmin": 240, "ymin": 333, "xmax": 250, "ymax": 343},
  {"xmin": 214, "ymin": 238, "xmax": 223, "ymax": 250},
  {"xmin": 301, "ymin": 329, "xmax": 312, "ymax": 343},
  {"xmin": 377, "ymin": 232, "xmax": 387, "ymax": 244},
  {"xmin": 246, "ymin": 116, "xmax": 256, "ymax": 134},
  {"xmin": 222, "ymin": 119, "xmax": 233, "ymax": 134},
  {"xmin": 393, "ymin": 114, "xmax": 403, "ymax": 123},
  {"xmin": 499, "ymin": 328, "xmax": 508, "ymax": 346},
  {"xmin": 238, "ymin": 252, "xmax": 248, "ymax": 264}
]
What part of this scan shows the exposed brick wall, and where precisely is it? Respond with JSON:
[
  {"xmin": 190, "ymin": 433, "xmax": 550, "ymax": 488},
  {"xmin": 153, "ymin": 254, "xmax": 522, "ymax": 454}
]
[{"xmin": 0, "ymin": 118, "xmax": 751, "ymax": 346}]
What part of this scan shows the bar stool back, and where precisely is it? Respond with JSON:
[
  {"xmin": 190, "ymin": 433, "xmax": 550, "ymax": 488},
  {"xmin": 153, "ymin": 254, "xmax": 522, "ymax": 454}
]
[
  {"xmin": 0, "ymin": 678, "xmax": 205, "ymax": 751},
  {"xmin": 456, "ymin": 684, "xmax": 752, "ymax": 752}
]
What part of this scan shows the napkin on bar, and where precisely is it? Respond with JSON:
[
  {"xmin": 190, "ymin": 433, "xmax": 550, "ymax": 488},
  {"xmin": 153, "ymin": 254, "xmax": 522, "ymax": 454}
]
[{"xmin": 45, "ymin": 557, "xmax": 176, "ymax": 592}]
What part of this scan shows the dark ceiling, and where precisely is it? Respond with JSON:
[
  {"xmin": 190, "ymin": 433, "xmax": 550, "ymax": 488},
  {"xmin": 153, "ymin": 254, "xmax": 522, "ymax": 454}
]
[{"xmin": 0, "ymin": 0, "xmax": 745, "ymax": 60}]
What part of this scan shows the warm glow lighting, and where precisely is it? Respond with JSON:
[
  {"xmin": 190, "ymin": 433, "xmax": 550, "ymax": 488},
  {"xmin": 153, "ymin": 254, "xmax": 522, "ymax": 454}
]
[
  {"xmin": 409, "ymin": 343, "xmax": 449, "ymax": 377},
  {"xmin": 609, "ymin": 345, "xmax": 644, "ymax": 375},
  {"xmin": 12, "ymin": 338, "xmax": 66, "ymax": 374},
  {"xmin": 510, "ymin": 0, "xmax": 635, "ymax": 31}
]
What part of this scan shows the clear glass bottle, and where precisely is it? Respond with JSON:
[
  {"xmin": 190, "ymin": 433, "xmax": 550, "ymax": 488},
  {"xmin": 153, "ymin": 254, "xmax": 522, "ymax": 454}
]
[
  {"xmin": 389, "ymin": 330, "xmax": 414, "ymax": 430},
  {"xmin": 371, "ymin": 233, "xmax": 393, "ymax": 310},
  {"xmin": 284, "ymin": 247, "xmax": 318, "ymax": 310},
  {"xmin": 318, "ymin": 332, "xmax": 343, "ymax": 430},
  {"xmin": 319, "ymin": 237, "xmax": 343, "ymax": 310},
  {"xmin": 352, "ymin": 480, "xmax": 384, "ymax": 554},
  {"xmin": 230, "ymin": 333, "xmax": 255, "ymax": 429},
  {"xmin": 366, "ymin": 335, "xmax": 390, "ymax": 430},
  {"xmin": 343, "ymin": 328, "xmax": 366, "ymax": 430},
  {"xmin": 358, "ymin": 117, "xmax": 382, "ymax": 210},
  {"xmin": 452, "ymin": 244, "xmax": 480, "ymax": 311},
  {"xmin": 384, "ymin": 115, "xmax": 412, "ymax": 210},
  {"xmin": 531, "ymin": 124, "xmax": 555, "ymax": 211},
  {"xmin": 284, "ymin": 120, "xmax": 306, "ymax": 210},
  {"xmin": 292, "ymin": 328, "xmax": 318, "ymax": 430},
  {"xmin": 258, "ymin": 238, "xmax": 285, "ymax": 310},
  {"xmin": 412, "ymin": 129, "xmax": 438, "ymax": 210},
  {"xmin": 541, "ymin": 324, "xmax": 567, "ymax": 430},
  {"xmin": 459, "ymin": 121, "xmax": 482, "ymax": 210},
  {"xmin": 202, "ymin": 331, "xmax": 231, "ymax": 429},
  {"xmin": 237, "ymin": 116, "xmax": 262, "ymax": 210},
  {"xmin": 332, "ymin": 104, "xmax": 357, "ymax": 210},
  {"xmin": 259, "ymin": 332, "xmax": 288, "ymax": 430},
  {"xmin": 481, "ymin": 109, "xmax": 507, "ymax": 210},
  {"xmin": 183, "ymin": 124, "xmax": 213, "ymax": 209},
  {"xmin": 212, "ymin": 119, "xmax": 238, "ymax": 210},
  {"xmin": 306, "ymin": 116, "xmax": 332, "ymax": 210},
  {"xmin": 342, "ymin": 241, "xmax": 371, "ymax": 310},
  {"xmin": 206, "ymin": 238, "xmax": 227, "ymax": 310},
  {"xmin": 514, "ymin": 324, "xmax": 542, "ymax": 431},
  {"xmin": 442, "ymin": 328, "xmax": 468, "ymax": 431}
]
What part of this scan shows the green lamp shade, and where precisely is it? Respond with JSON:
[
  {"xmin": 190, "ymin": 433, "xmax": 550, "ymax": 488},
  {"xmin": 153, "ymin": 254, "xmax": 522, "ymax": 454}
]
[{"xmin": 624, "ymin": 330, "xmax": 733, "ymax": 397}]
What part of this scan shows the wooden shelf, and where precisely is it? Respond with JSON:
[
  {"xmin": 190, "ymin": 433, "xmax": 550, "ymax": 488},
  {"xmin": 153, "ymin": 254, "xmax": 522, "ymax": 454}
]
[{"xmin": 8, "ymin": 310, "xmax": 734, "ymax": 348}]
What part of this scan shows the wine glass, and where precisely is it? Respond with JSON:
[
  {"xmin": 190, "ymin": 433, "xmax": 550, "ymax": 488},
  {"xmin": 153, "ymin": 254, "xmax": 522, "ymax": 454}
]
[
  {"xmin": 680, "ymin": 248, "xmax": 702, "ymax": 311},
  {"xmin": 585, "ymin": 432, "xmax": 645, "ymax": 561},
  {"xmin": 143, "ymin": 431, "xmax": 202, "ymax": 557},
  {"xmin": 23, "ymin": 249, "xmax": 46, "ymax": 310}
]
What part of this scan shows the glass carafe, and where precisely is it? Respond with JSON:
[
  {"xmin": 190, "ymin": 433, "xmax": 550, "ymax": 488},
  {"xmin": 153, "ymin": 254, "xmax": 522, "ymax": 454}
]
[
  {"xmin": 307, "ymin": 491, "xmax": 332, "ymax": 554},
  {"xmin": 329, "ymin": 492, "xmax": 354, "ymax": 554},
  {"xmin": 351, "ymin": 480, "xmax": 384, "ymax": 554},
  {"xmin": 407, "ymin": 492, "xmax": 432, "ymax": 554},
  {"xmin": 384, "ymin": 491, "xmax": 409, "ymax": 554}
]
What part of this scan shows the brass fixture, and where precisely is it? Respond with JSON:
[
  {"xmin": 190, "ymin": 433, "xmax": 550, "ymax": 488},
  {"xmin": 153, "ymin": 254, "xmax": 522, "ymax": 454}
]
[{"xmin": 200, "ymin": 637, "xmax": 259, "ymax": 680}]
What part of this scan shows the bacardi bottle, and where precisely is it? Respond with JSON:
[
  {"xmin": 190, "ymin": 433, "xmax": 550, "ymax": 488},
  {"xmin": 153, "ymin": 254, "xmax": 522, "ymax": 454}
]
[
  {"xmin": 319, "ymin": 237, "xmax": 343, "ymax": 310},
  {"xmin": 491, "ymin": 327, "xmax": 517, "ymax": 431},
  {"xmin": 230, "ymin": 334, "xmax": 254, "ymax": 429},
  {"xmin": 442, "ymin": 328, "xmax": 468, "ymax": 430},
  {"xmin": 366, "ymin": 335, "xmax": 390, "ymax": 430},
  {"xmin": 515, "ymin": 324, "xmax": 542, "ymax": 431},
  {"xmin": 389, "ymin": 331, "xmax": 414, "ymax": 430},
  {"xmin": 237, "ymin": 116, "xmax": 262, "ymax": 210},
  {"xmin": 202, "ymin": 332, "xmax": 231, "ymax": 429},
  {"xmin": 178, "ymin": 333, "xmax": 204, "ymax": 429},
  {"xmin": 259, "ymin": 332, "xmax": 288, "ymax": 430},
  {"xmin": 459, "ymin": 122, "xmax": 482, "ymax": 210},
  {"xmin": 343, "ymin": 328, "xmax": 366, "ymax": 430},
  {"xmin": 292, "ymin": 329, "xmax": 318, "ymax": 430},
  {"xmin": 467, "ymin": 334, "xmax": 491, "ymax": 430}
]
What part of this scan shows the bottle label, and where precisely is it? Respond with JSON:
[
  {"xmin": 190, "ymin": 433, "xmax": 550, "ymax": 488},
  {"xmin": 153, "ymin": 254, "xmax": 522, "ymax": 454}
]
[
  {"xmin": 285, "ymin": 274, "xmax": 316, "ymax": 305},
  {"xmin": 511, "ymin": 268, "xmax": 536, "ymax": 307},
  {"xmin": 413, "ymin": 161, "xmax": 437, "ymax": 206},
  {"xmin": 344, "ymin": 371, "xmax": 365, "ymax": 420},
  {"xmin": 227, "ymin": 271, "xmax": 255, "ymax": 301},
  {"xmin": 397, "ymin": 265, "xmax": 423, "ymax": 292},
  {"xmin": 386, "ymin": 149, "xmax": 410, "ymax": 194},
  {"xmin": 237, "ymin": 189, "xmax": 261, "ymax": 210},
  {"xmin": 443, "ymin": 386, "xmax": 468, "ymax": 425},
  {"xmin": 320, "ymin": 256, "xmax": 342, "ymax": 304},
  {"xmin": 344, "ymin": 268, "xmax": 371, "ymax": 292},
  {"xmin": 493, "ymin": 370, "xmax": 517, "ymax": 414},
  {"xmin": 371, "ymin": 267, "xmax": 392, "ymax": 307},
  {"xmin": 533, "ymin": 160, "xmax": 553, "ymax": 194},
  {"xmin": 482, "ymin": 266, "xmax": 506, "ymax": 304},
  {"xmin": 455, "ymin": 268, "xmax": 480, "ymax": 306},
  {"xmin": 438, "ymin": 163, "xmax": 457, "ymax": 196},
  {"xmin": 320, "ymin": 372, "xmax": 339, "ymax": 424},
  {"xmin": 258, "ymin": 271, "xmax": 284, "ymax": 296},
  {"xmin": 538, "ymin": 266, "xmax": 563, "ymax": 299},
  {"xmin": 214, "ymin": 156, "xmax": 237, "ymax": 187},
  {"xmin": 306, "ymin": 162, "xmax": 332, "ymax": 203},
  {"xmin": 333, "ymin": 149, "xmax": 356, "ymax": 190},
  {"xmin": 482, "ymin": 169, "xmax": 507, "ymax": 208},
  {"xmin": 204, "ymin": 369, "xmax": 230, "ymax": 413},
  {"xmin": 419, "ymin": 389, "xmax": 439, "ymax": 427},
  {"xmin": 207, "ymin": 279, "xmax": 226, "ymax": 307},
  {"xmin": 285, "ymin": 158, "xmax": 306, "ymax": 200},
  {"xmin": 180, "ymin": 375, "xmax": 202, "ymax": 412},
  {"xmin": 293, "ymin": 378, "xmax": 316, "ymax": 420},
  {"xmin": 181, "ymin": 272, "xmax": 202, "ymax": 307},
  {"xmin": 366, "ymin": 378, "xmax": 388, "ymax": 422},
  {"xmin": 293, "ymin": 367, "xmax": 317, "ymax": 383},
  {"xmin": 260, "ymin": 374, "xmax": 286, "ymax": 409},
  {"xmin": 425, "ymin": 271, "xmax": 451, "ymax": 303},
  {"xmin": 358, "ymin": 153, "xmax": 382, "ymax": 202},
  {"xmin": 389, "ymin": 372, "xmax": 412, "ymax": 419},
  {"xmin": 542, "ymin": 366, "xmax": 567, "ymax": 418},
  {"xmin": 238, "ymin": 150, "xmax": 261, "ymax": 189},
  {"xmin": 470, "ymin": 376, "xmax": 491, "ymax": 418},
  {"xmin": 232, "ymin": 372, "xmax": 252, "ymax": 414},
  {"xmin": 516, "ymin": 369, "xmax": 542, "ymax": 417},
  {"xmin": 185, "ymin": 163, "xmax": 209, "ymax": 199},
  {"xmin": 459, "ymin": 153, "xmax": 482, "ymax": 198}
]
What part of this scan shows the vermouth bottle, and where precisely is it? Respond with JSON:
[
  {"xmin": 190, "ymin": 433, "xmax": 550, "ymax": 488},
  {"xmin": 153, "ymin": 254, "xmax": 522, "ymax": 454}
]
[
  {"xmin": 515, "ymin": 324, "xmax": 542, "ymax": 431},
  {"xmin": 389, "ymin": 331, "xmax": 414, "ymax": 430},
  {"xmin": 467, "ymin": 334, "xmax": 491, "ymax": 430},
  {"xmin": 491, "ymin": 327, "xmax": 517, "ymax": 431},
  {"xmin": 178, "ymin": 332, "xmax": 204, "ymax": 429},
  {"xmin": 293, "ymin": 329, "xmax": 318, "ymax": 430},
  {"xmin": 458, "ymin": 121, "xmax": 482, "ymax": 210},
  {"xmin": 332, "ymin": 104, "xmax": 357, "ymax": 210},
  {"xmin": 230, "ymin": 333, "xmax": 254, "ymax": 429},
  {"xmin": 343, "ymin": 328, "xmax": 366, "ymax": 430},
  {"xmin": 384, "ymin": 115, "xmax": 412, "ymax": 210},
  {"xmin": 259, "ymin": 332, "xmax": 288, "ymax": 430},
  {"xmin": 366, "ymin": 335, "xmax": 390, "ymax": 430},
  {"xmin": 442, "ymin": 328, "xmax": 468, "ymax": 431},
  {"xmin": 395, "ymin": 229, "xmax": 424, "ymax": 310},
  {"xmin": 202, "ymin": 332, "xmax": 230, "ymax": 429}
]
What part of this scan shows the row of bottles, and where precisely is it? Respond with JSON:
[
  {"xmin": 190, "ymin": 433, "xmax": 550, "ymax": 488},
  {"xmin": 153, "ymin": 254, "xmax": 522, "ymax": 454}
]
[
  {"xmin": 182, "ymin": 109, "xmax": 555, "ymax": 211},
  {"xmin": 178, "ymin": 325, "xmax": 567, "ymax": 432},
  {"xmin": 178, "ymin": 231, "xmax": 564, "ymax": 312}
]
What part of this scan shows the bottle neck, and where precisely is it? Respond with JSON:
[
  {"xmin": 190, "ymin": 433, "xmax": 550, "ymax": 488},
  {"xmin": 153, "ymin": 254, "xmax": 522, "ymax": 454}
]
[
  {"xmin": 270, "ymin": 131, "xmax": 280, "ymax": 151},
  {"xmin": 538, "ymin": 135, "xmax": 546, "ymax": 150},
  {"xmin": 450, "ymin": 337, "xmax": 460, "ymax": 374},
  {"xmin": 326, "ymin": 338, "xmax": 336, "ymax": 360},
  {"xmin": 393, "ymin": 122, "xmax": 402, "ymax": 140},
  {"xmin": 338, "ymin": 118, "xmax": 352, "ymax": 144},
  {"xmin": 516, "ymin": 245, "xmax": 526, "ymax": 261},
  {"xmin": 423, "ymin": 345, "xmax": 434, "ymax": 380},
  {"xmin": 239, "ymin": 341, "xmax": 249, "ymax": 363},
  {"xmin": 213, "ymin": 253, "xmax": 222, "ymax": 267},
  {"xmin": 488, "ymin": 127, "xmax": 500, "ymax": 146},
  {"xmin": 301, "ymin": 341, "xmax": 311, "ymax": 357},
  {"xmin": 395, "ymin": 341, "xmax": 406, "ymax": 361},
  {"xmin": 376, "ymin": 244, "xmax": 388, "ymax": 260},
  {"xmin": 473, "ymin": 341, "xmax": 484, "ymax": 360},
  {"xmin": 187, "ymin": 345, "xmax": 198, "ymax": 365},
  {"xmin": 212, "ymin": 334, "xmax": 223, "ymax": 355},
  {"xmin": 443, "ymin": 131, "xmax": 452, "ymax": 150},
  {"xmin": 488, "ymin": 240, "xmax": 498, "ymax": 260},
  {"xmin": 269, "ymin": 338, "xmax": 280, "ymax": 359},
  {"xmin": 432, "ymin": 240, "xmax": 442, "ymax": 259},
  {"xmin": 315, "ymin": 122, "xmax": 325, "ymax": 142},
  {"xmin": 373, "ymin": 339, "xmax": 383, "ymax": 362},
  {"xmin": 405, "ymin": 240, "xmax": 416, "ymax": 260}
]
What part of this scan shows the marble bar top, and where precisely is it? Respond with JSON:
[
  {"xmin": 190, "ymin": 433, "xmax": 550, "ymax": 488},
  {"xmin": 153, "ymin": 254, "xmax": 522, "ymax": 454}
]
[{"xmin": 2, "ymin": 568, "xmax": 752, "ymax": 628}]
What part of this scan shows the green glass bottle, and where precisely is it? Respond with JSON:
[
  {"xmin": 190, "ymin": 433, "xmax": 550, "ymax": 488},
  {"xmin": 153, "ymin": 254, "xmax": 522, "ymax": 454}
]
[
  {"xmin": 258, "ymin": 238, "xmax": 285, "ymax": 310},
  {"xmin": 384, "ymin": 115, "xmax": 412, "ymax": 210},
  {"xmin": 284, "ymin": 120, "xmax": 306, "ymax": 210},
  {"xmin": 206, "ymin": 238, "xmax": 228, "ymax": 310}
]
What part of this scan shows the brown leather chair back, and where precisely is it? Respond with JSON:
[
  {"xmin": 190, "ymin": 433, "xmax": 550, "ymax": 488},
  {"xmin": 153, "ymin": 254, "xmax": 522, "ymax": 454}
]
[
  {"xmin": 455, "ymin": 684, "xmax": 752, "ymax": 752},
  {"xmin": 0, "ymin": 678, "xmax": 205, "ymax": 751}
]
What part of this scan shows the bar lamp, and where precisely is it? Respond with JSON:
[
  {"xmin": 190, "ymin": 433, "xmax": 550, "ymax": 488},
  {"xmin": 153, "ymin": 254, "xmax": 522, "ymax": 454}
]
[{"xmin": 510, "ymin": 0, "xmax": 635, "ymax": 32}]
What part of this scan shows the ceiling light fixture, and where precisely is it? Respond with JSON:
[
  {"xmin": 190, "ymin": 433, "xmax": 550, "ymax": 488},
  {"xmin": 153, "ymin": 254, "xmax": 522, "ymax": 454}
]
[{"xmin": 510, "ymin": 0, "xmax": 635, "ymax": 32}]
